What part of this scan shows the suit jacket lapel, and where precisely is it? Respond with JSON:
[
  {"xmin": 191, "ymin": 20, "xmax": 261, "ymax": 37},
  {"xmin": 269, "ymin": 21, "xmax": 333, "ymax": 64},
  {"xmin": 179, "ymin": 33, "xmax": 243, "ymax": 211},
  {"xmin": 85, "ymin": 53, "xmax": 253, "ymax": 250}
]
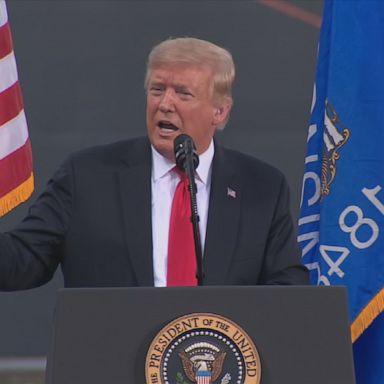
[
  {"xmin": 203, "ymin": 144, "xmax": 241, "ymax": 285},
  {"xmin": 118, "ymin": 138, "xmax": 154, "ymax": 286}
]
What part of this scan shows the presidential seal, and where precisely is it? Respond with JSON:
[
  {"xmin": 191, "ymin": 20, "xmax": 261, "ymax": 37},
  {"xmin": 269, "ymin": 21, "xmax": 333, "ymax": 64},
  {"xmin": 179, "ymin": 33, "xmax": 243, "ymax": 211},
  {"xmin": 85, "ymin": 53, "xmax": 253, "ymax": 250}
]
[{"xmin": 145, "ymin": 313, "xmax": 261, "ymax": 384}]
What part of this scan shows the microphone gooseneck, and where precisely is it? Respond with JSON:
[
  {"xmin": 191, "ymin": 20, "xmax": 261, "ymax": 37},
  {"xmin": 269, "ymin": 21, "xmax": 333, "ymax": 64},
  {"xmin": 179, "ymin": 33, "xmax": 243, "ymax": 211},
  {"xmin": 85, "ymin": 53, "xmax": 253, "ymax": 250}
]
[{"xmin": 173, "ymin": 134, "xmax": 204, "ymax": 286}]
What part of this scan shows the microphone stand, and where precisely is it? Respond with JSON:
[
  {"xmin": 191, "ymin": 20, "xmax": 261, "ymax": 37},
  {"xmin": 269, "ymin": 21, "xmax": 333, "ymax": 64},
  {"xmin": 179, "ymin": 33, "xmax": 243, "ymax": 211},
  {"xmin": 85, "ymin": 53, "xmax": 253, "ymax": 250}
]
[{"xmin": 184, "ymin": 155, "xmax": 204, "ymax": 286}]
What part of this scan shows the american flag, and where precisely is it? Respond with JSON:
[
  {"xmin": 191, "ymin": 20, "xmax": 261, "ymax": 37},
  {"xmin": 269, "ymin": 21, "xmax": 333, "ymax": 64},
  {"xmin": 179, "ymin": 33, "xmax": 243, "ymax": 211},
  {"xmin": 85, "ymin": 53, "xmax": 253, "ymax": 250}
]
[
  {"xmin": 0, "ymin": 0, "xmax": 33, "ymax": 216},
  {"xmin": 227, "ymin": 187, "xmax": 236, "ymax": 199}
]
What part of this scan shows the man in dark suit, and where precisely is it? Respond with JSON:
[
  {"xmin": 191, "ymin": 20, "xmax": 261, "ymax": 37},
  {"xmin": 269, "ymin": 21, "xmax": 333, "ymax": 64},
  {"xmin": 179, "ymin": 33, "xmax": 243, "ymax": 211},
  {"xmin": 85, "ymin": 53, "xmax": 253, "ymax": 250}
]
[{"xmin": 0, "ymin": 37, "xmax": 308, "ymax": 289}]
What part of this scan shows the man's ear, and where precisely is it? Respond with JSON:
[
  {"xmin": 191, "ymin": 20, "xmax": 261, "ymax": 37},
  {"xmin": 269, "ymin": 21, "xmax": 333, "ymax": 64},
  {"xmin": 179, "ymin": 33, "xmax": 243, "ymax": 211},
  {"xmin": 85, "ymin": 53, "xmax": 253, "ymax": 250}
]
[{"xmin": 212, "ymin": 103, "xmax": 231, "ymax": 126}]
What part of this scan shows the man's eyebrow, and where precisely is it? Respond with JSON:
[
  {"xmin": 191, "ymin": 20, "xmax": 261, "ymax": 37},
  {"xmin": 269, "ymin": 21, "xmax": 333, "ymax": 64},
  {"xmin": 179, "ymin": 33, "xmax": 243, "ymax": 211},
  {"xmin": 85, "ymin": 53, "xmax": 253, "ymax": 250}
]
[
  {"xmin": 175, "ymin": 84, "xmax": 192, "ymax": 91},
  {"xmin": 148, "ymin": 80, "xmax": 165, "ymax": 87}
]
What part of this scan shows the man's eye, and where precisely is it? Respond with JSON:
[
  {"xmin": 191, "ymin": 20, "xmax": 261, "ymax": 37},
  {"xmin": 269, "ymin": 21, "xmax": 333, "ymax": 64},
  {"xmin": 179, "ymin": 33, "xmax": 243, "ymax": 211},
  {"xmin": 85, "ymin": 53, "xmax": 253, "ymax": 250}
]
[
  {"xmin": 177, "ymin": 90, "xmax": 192, "ymax": 97},
  {"xmin": 150, "ymin": 87, "xmax": 163, "ymax": 95}
]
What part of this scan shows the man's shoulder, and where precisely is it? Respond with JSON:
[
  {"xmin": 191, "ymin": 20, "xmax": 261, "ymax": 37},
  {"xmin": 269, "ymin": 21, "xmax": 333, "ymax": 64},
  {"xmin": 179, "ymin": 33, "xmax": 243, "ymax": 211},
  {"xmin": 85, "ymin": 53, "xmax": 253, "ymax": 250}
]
[
  {"xmin": 65, "ymin": 136, "xmax": 150, "ymax": 169},
  {"xmin": 218, "ymin": 145, "xmax": 285, "ymax": 182},
  {"xmin": 70, "ymin": 136, "xmax": 149, "ymax": 158}
]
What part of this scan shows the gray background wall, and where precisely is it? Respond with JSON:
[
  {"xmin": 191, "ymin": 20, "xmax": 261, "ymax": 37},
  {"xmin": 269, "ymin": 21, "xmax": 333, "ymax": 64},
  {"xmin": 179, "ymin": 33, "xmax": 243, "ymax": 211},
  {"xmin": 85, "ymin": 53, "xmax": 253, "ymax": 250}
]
[{"xmin": 0, "ymin": 0, "xmax": 322, "ymax": 356}]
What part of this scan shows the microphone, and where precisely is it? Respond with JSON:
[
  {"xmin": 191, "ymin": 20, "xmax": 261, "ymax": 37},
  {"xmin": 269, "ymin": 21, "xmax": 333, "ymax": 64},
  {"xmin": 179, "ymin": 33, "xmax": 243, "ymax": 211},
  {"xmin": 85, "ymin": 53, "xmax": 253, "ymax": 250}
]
[
  {"xmin": 173, "ymin": 134, "xmax": 204, "ymax": 285},
  {"xmin": 174, "ymin": 134, "xmax": 199, "ymax": 172}
]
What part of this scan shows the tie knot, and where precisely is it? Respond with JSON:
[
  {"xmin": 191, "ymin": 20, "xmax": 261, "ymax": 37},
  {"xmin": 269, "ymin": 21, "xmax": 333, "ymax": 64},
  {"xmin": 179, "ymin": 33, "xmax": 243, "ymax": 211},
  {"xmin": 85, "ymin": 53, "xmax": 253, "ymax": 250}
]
[{"xmin": 173, "ymin": 166, "xmax": 187, "ymax": 181}]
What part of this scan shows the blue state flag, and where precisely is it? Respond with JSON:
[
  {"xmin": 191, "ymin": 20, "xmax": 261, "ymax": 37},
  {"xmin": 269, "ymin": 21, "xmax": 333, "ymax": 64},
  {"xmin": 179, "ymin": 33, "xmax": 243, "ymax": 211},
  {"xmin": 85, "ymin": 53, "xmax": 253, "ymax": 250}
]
[{"xmin": 298, "ymin": 1, "xmax": 384, "ymax": 382}]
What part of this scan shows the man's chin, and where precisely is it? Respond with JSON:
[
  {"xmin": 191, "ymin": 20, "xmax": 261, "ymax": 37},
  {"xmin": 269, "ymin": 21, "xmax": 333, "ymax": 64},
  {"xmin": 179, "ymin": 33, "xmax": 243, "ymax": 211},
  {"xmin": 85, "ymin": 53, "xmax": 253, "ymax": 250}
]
[{"xmin": 151, "ymin": 138, "xmax": 175, "ymax": 161}]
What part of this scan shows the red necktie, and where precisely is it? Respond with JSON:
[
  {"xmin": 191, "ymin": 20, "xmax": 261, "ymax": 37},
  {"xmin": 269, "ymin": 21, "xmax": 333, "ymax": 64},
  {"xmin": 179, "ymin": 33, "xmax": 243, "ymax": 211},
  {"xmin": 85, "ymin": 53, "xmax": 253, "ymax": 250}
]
[{"xmin": 167, "ymin": 168, "xmax": 197, "ymax": 286}]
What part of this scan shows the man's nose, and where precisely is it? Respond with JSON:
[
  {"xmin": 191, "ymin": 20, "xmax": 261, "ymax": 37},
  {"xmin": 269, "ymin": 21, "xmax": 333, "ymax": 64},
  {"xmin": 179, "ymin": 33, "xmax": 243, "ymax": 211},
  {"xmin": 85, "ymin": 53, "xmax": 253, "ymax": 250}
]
[{"xmin": 158, "ymin": 90, "xmax": 175, "ymax": 113}]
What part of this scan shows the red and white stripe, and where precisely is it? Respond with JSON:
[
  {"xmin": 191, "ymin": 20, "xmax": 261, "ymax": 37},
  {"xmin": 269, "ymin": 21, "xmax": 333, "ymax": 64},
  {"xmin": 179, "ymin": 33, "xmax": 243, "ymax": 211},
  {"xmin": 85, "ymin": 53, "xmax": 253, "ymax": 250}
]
[
  {"xmin": 0, "ymin": 0, "xmax": 33, "ymax": 216},
  {"xmin": 196, "ymin": 374, "xmax": 211, "ymax": 384}
]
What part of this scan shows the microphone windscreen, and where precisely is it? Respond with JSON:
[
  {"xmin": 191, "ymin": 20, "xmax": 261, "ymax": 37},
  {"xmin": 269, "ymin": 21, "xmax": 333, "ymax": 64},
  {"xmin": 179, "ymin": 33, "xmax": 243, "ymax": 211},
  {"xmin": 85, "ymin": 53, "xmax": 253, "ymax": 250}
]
[{"xmin": 174, "ymin": 134, "xmax": 199, "ymax": 171}]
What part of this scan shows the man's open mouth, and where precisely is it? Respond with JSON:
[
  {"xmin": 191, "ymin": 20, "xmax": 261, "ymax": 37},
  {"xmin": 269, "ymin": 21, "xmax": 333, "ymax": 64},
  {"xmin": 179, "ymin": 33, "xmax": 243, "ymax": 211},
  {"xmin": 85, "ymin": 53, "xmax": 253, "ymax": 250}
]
[{"xmin": 158, "ymin": 121, "xmax": 179, "ymax": 132}]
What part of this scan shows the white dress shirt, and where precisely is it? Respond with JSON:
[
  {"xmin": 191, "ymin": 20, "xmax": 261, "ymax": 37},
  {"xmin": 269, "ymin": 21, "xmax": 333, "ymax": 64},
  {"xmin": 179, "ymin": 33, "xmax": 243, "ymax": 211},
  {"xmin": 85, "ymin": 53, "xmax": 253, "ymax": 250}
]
[{"xmin": 151, "ymin": 140, "xmax": 214, "ymax": 287}]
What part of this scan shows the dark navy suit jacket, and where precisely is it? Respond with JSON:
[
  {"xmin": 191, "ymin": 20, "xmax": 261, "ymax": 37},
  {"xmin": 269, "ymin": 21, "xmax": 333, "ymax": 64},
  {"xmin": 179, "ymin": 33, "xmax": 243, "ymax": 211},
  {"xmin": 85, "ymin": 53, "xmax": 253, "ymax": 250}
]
[{"xmin": 0, "ymin": 137, "xmax": 308, "ymax": 289}]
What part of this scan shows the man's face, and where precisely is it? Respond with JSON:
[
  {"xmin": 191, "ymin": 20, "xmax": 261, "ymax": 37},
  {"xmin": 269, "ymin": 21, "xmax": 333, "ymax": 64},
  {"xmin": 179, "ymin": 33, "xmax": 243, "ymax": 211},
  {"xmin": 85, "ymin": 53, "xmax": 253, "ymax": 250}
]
[{"xmin": 146, "ymin": 63, "xmax": 229, "ymax": 160}]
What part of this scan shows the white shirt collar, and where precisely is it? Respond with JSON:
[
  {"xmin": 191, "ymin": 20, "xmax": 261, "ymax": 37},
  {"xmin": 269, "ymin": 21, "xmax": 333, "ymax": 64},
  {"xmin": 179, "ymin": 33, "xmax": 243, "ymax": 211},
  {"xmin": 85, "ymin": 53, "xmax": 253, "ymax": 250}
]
[{"xmin": 151, "ymin": 139, "xmax": 214, "ymax": 185}]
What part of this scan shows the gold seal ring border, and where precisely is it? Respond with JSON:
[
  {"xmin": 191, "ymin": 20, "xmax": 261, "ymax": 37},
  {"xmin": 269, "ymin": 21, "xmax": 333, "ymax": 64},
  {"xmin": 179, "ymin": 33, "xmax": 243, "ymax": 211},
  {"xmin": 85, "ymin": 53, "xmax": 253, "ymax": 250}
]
[{"xmin": 145, "ymin": 312, "xmax": 261, "ymax": 384}]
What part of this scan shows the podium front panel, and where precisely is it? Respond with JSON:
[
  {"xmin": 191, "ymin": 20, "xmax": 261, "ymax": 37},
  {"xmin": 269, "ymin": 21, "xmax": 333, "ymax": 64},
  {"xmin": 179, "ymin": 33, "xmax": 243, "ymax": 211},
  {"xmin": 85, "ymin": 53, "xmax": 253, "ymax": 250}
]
[{"xmin": 46, "ymin": 286, "xmax": 355, "ymax": 384}]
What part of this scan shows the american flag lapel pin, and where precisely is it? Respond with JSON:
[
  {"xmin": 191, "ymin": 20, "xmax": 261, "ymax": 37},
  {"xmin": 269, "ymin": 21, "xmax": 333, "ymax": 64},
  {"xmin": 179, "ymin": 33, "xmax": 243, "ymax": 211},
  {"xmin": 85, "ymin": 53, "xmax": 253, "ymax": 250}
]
[{"xmin": 227, "ymin": 187, "xmax": 236, "ymax": 199}]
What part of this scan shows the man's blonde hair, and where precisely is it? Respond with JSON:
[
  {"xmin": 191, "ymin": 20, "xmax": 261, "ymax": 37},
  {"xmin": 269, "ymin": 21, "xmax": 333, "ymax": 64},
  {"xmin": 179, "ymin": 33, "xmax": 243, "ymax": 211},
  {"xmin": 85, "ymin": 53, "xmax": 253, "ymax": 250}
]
[{"xmin": 145, "ymin": 37, "xmax": 235, "ymax": 110}]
